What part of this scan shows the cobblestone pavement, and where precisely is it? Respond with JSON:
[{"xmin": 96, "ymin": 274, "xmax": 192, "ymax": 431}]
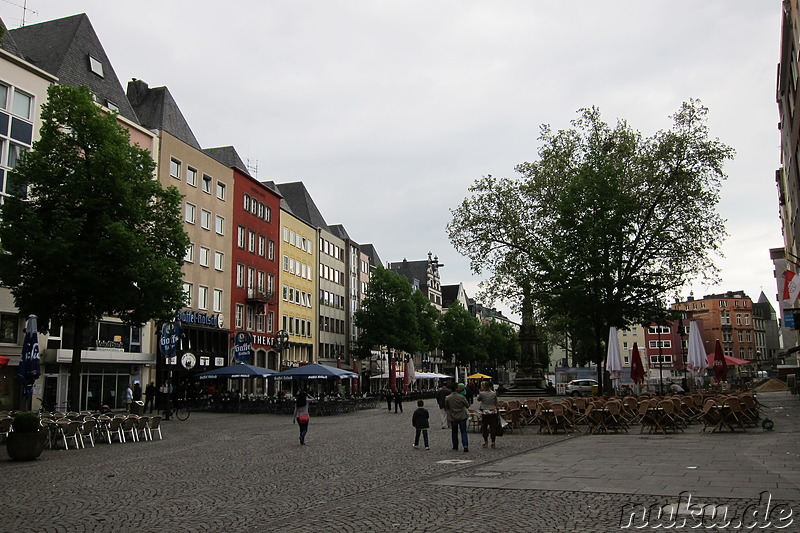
[{"xmin": 2, "ymin": 392, "xmax": 799, "ymax": 533}]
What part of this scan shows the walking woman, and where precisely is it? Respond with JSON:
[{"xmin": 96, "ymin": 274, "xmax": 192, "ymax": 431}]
[
  {"xmin": 477, "ymin": 381, "xmax": 499, "ymax": 448},
  {"xmin": 293, "ymin": 390, "xmax": 310, "ymax": 445}
]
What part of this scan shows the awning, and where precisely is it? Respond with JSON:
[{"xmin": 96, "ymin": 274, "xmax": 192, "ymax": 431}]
[{"xmin": 705, "ymin": 353, "xmax": 751, "ymax": 366}]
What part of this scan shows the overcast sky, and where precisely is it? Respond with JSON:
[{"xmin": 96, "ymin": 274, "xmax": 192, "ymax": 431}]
[{"xmin": 1, "ymin": 1, "xmax": 783, "ymax": 321}]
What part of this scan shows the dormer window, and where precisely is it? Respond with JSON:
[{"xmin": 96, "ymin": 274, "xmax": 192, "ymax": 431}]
[
  {"xmin": 106, "ymin": 100, "xmax": 119, "ymax": 112},
  {"xmin": 89, "ymin": 55, "xmax": 104, "ymax": 77}
]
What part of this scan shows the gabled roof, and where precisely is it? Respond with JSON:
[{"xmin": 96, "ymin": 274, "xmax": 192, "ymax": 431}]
[
  {"xmin": 328, "ymin": 224, "xmax": 351, "ymax": 241},
  {"xmin": 441, "ymin": 284, "xmax": 461, "ymax": 307},
  {"xmin": 389, "ymin": 258, "xmax": 429, "ymax": 287},
  {"xmin": 0, "ymin": 18, "xmax": 23, "ymax": 57},
  {"xmin": 273, "ymin": 181, "xmax": 329, "ymax": 230},
  {"xmin": 359, "ymin": 243, "xmax": 383, "ymax": 269},
  {"xmin": 127, "ymin": 79, "xmax": 200, "ymax": 149},
  {"xmin": 204, "ymin": 146, "xmax": 250, "ymax": 177},
  {"xmin": 9, "ymin": 14, "xmax": 139, "ymax": 124},
  {"xmin": 262, "ymin": 181, "xmax": 296, "ymax": 216}
]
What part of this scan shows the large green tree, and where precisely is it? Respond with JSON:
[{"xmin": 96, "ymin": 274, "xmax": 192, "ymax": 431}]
[
  {"xmin": 437, "ymin": 301, "xmax": 481, "ymax": 366},
  {"xmin": 354, "ymin": 266, "xmax": 420, "ymax": 359},
  {"xmin": 478, "ymin": 319, "xmax": 521, "ymax": 367},
  {"xmin": 448, "ymin": 100, "xmax": 733, "ymax": 390},
  {"xmin": 0, "ymin": 85, "xmax": 189, "ymax": 410}
]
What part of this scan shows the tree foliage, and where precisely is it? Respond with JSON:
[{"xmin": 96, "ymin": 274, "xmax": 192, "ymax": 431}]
[
  {"xmin": 478, "ymin": 319, "xmax": 520, "ymax": 366},
  {"xmin": 0, "ymin": 85, "xmax": 189, "ymax": 408},
  {"xmin": 354, "ymin": 266, "xmax": 423, "ymax": 357},
  {"xmin": 448, "ymin": 100, "xmax": 733, "ymax": 375},
  {"xmin": 437, "ymin": 301, "xmax": 481, "ymax": 365}
]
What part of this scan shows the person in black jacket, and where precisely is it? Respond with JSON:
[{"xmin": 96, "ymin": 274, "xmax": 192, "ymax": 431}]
[
  {"xmin": 412, "ymin": 400, "xmax": 430, "ymax": 449},
  {"xmin": 435, "ymin": 383, "xmax": 451, "ymax": 429},
  {"xmin": 393, "ymin": 388, "xmax": 404, "ymax": 413}
]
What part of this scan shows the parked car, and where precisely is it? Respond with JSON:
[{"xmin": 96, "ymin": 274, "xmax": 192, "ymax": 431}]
[{"xmin": 566, "ymin": 379, "xmax": 598, "ymax": 397}]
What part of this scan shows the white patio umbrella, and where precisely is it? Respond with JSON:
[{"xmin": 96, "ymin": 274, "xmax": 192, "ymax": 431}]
[
  {"xmin": 686, "ymin": 321, "xmax": 708, "ymax": 388},
  {"xmin": 605, "ymin": 327, "xmax": 623, "ymax": 394}
]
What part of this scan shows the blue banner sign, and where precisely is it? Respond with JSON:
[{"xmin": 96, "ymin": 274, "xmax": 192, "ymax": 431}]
[
  {"xmin": 233, "ymin": 332, "xmax": 254, "ymax": 363},
  {"xmin": 159, "ymin": 321, "xmax": 181, "ymax": 359}
]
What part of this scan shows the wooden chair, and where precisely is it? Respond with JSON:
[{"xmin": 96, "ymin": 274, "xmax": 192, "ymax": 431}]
[{"xmin": 468, "ymin": 410, "xmax": 482, "ymax": 433}]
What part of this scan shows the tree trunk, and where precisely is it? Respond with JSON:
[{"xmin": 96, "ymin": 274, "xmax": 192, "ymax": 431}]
[{"xmin": 68, "ymin": 314, "xmax": 87, "ymax": 411}]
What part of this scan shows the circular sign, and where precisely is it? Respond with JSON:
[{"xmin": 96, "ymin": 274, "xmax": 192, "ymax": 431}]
[{"xmin": 181, "ymin": 352, "xmax": 197, "ymax": 370}]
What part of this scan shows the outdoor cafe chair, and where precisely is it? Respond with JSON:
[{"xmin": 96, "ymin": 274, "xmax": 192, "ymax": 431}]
[
  {"xmin": 720, "ymin": 397, "xmax": 748, "ymax": 432},
  {"xmin": 105, "ymin": 417, "xmax": 125, "ymax": 443},
  {"xmin": 534, "ymin": 404, "xmax": 553, "ymax": 434},
  {"xmin": 699, "ymin": 399, "xmax": 723, "ymax": 432},
  {"xmin": 468, "ymin": 410, "xmax": 482, "ymax": 433},
  {"xmin": 603, "ymin": 400, "xmax": 628, "ymax": 433},
  {"xmin": 121, "ymin": 417, "xmax": 139, "ymax": 442},
  {"xmin": 738, "ymin": 394, "xmax": 760, "ymax": 426},
  {"xmin": 58, "ymin": 420, "xmax": 83, "ymax": 450},
  {"xmin": 149, "ymin": 416, "xmax": 163, "ymax": 440},
  {"xmin": 657, "ymin": 400, "xmax": 684, "ymax": 433},
  {"xmin": 79, "ymin": 419, "xmax": 96, "ymax": 448},
  {"xmin": 136, "ymin": 416, "xmax": 151, "ymax": 441},
  {"xmin": 549, "ymin": 403, "xmax": 574, "ymax": 434}
]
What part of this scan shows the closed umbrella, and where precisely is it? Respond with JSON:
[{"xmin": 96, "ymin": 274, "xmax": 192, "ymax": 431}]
[
  {"xmin": 402, "ymin": 359, "xmax": 410, "ymax": 392},
  {"xmin": 711, "ymin": 340, "xmax": 728, "ymax": 382},
  {"xmin": 389, "ymin": 358, "xmax": 397, "ymax": 391},
  {"xmin": 630, "ymin": 342, "xmax": 645, "ymax": 389},
  {"xmin": 605, "ymin": 327, "xmax": 623, "ymax": 394},
  {"xmin": 686, "ymin": 321, "xmax": 708, "ymax": 388},
  {"xmin": 17, "ymin": 314, "xmax": 40, "ymax": 402}
]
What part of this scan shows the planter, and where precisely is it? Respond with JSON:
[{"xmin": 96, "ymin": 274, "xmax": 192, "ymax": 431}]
[{"xmin": 6, "ymin": 430, "xmax": 47, "ymax": 461}]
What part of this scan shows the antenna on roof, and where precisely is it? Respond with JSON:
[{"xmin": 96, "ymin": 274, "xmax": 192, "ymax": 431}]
[
  {"xmin": 2, "ymin": 0, "xmax": 37, "ymax": 27},
  {"xmin": 246, "ymin": 157, "xmax": 258, "ymax": 178}
]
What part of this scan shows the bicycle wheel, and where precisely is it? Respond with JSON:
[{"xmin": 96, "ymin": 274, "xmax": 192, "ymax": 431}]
[{"xmin": 175, "ymin": 405, "xmax": 190, "ymax": 421}]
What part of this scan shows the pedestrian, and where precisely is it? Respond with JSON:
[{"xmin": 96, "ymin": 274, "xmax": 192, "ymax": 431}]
[
  {"xmin": 412, "ymin": 399, "xmax": 430, "ymax": 450},
  {"xmin": 293, "ymin": 390, "xmax": 310, "ymax": 445},
  {"xmin": 477, "ymin": 380, "xmax": 499, "ymax": 449},
  {"xmin": 160, "ymin": 379, "xmax": 173, "ymax": 420},
  {"xmin": 445, "ymin": 383, "xmax": 470, "ymax": 452},
  {"xmin": 385, "ymin": 388, "xmax": 392, "ymax": 411},
  {"xmin": 124, "ymin": 383, "xmax": 133, "ymax": 412},
  {"xmin": 393, "ymin": 388, "xmax": 404, "ymax": 413},
  {"xmin": 132, "ymin": 381, "xmax": 142, "ymax": 402},
  {"xmin": 144, "ymin": 381, "xmax": 156, "ymax": 413},
  {"xmin": 669, "ymin": 381, "xmax": 686, "ymax": 395},
  {"xmin": 436, "ymin": 382, "xmax": 450, "ymax": 429}
]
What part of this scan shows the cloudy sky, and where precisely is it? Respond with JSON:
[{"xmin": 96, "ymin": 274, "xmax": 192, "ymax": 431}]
[{"xmin": 1, "ymin": 1, "xmax": 783, "ymax": 321}]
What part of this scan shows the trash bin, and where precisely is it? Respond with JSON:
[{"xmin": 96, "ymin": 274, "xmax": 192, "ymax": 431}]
[
  {"xmin": 131, "ymin": 400, "xmax": 144, "ymax": 415},
  {"xmin": 591, "ymin": 385, "xmax": 599, "ymax": 396}
]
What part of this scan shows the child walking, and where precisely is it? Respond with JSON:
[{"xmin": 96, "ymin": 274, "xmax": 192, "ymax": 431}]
[{"xmin": 412, "ymin": 399, "xmax": 430, "ymax": 450}]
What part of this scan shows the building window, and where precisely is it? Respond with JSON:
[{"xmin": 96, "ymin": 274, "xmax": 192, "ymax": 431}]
[
  {"xmin": 170, "ymin": 158, "xmax": 181, "ymax": 179},
  {"xmin": 258, "ymin": 235, "xmax": 266, "ymax": 257},
  {"xmin": 198, "ymin": 286, "xmax": 208, "ymax": 310},
  {"xmin": 213, "ymin": 289, "xmax": 223, "ymax": 313},
  {"xmin": 248, "ymin": 231, "xmax": 255, "ymax": 253},
  {"xmin": 184, "ymin": 243, "xmax": 194, "ymax": 263},
  {"xmin": 215, "ymin": 215, "xmax": 225, "ymax": 235},
  {"xmin": 12, "ymin": 90, "xmax": 31, "ymax": 119},
  {"xmin": 186, "ymin": 167, "xmax": 197, "ymax": 187},
  {"xmin": 214, "ymin": 251, "xmax": 224, "ymax": 271},
  {"xmin": 185, "ymin": 203, "xmax": 196, "ymax": 224},
  {"xmin": 0, "ymin": 313, "xmax": 19, "ymax": 343},
  {"xmin": 267, "ymin": 311, "xmax": 274, "ymax": 333},
  {"xmin": 235, "ymin": 304, "xmax": 244, "ymax": 329},
  {"xmin": 216, "ymin": 181, "xmax": 226, "ymax": 200},
  {"xmin": 648, "ymin": 340, "xmax": 671, "ymax": 349},
  {"xmin": 237, "ymin": 226, "xmax": 245, "ymax": 249},
  {"xmin": 200, "ymin": 209, "xmax": 211, "ymax": 230},
  {"xmin": 199, "ymin": 246, "xmax": 210, "ymax": 267},
  {"xmin": 182, "ymin": 283, "xmax": 192, "ymax": 306},
  {"xmin": 237, "ymin": 263, "xmax": 244, "ymax": 287},
  {"xmin": 88, "ymin": 55, "xmax": 104, "ymax": 77},
  {"xmin": 202, "ymin": 174, "xmax": 212, "ymax": 194},
  {"xmin": 243, "ymin": 194, "xmax": 250, "ymax": 211},
  {"xmin": 268, "ymin": 240, "xmax": 275, "ymax": 261},
  {"xmin": 264, "ymin": 206, "xmax": 272, "ymax": 222}
]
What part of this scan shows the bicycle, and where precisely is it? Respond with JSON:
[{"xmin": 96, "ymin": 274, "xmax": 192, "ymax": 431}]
[{"xmin": 161, "ymin": 399, "xmax": 190, "ymax": 421}]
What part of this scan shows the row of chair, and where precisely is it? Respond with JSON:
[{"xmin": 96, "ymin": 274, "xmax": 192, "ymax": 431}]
[{"xmin": 40, "ymin": 414, "xmax": 163, "ymax": 450}]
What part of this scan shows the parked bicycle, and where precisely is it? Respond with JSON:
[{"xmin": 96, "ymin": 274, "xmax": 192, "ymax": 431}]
[{"xmin": 162, "ymin": 398, "xmax": 190, "ymax": 421}]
